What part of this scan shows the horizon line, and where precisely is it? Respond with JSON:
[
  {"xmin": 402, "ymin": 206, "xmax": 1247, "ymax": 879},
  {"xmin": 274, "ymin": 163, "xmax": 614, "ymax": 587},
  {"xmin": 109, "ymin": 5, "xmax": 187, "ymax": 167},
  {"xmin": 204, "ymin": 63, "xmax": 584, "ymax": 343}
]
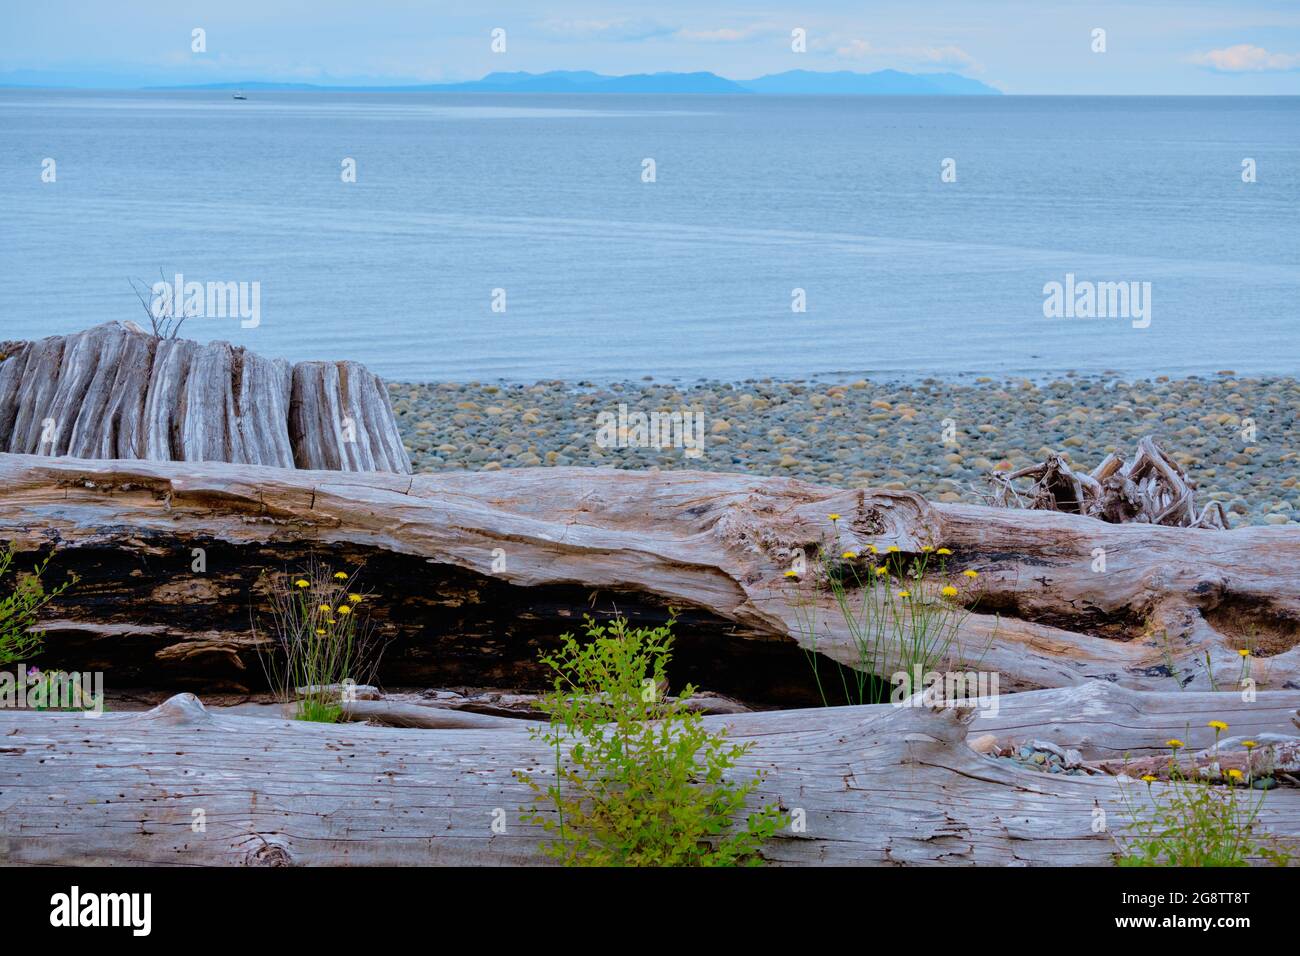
[{"xmin": 3, "ymin": 66, "xmax": 1298, "ymax": 95}]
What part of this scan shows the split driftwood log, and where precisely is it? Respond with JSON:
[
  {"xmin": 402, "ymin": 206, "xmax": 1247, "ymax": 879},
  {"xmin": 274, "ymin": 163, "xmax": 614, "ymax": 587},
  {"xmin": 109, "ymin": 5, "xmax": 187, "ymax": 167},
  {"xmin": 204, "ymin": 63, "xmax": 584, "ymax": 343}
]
[
  {"xmin": 1093, "ymin": 737, "xmax": 1300, "ymax": 783},
  {"xmin": 986, "ymin": 437, "xmax": 1228, "ymax": 529},
  {"xmin": 0, "ymin": 322, "xmax": 410, "ymax": 473},
  {"xmin": 3, "ymin": 454, "xmax": 1298, "ymax": 696},
  {"xmin": 1, "ymin": 682, "xmax": 1296, "ymax": 866},
  {"xmin": 335, "ymin": 689, "xmax": 752, "ymax": 724},
  {"xmin": 338, "ymin": 699, "xmax": 526, "ymax": 729}
]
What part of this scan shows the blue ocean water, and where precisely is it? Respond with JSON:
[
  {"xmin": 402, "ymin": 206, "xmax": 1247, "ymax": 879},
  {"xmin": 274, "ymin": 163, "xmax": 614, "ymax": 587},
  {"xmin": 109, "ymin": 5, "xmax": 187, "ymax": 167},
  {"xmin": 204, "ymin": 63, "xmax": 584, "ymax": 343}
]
[{"xmin": 1, "ymin": 90, "xmax": 1297, "ymax": 382}]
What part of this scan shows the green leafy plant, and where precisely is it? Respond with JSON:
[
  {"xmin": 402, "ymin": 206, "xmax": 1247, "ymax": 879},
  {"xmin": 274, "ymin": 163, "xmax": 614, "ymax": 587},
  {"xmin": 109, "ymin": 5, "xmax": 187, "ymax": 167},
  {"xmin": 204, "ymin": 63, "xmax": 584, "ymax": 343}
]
[
  {"xmin": 255, "ymin": 560, "xmax": 385, "ymax": 723},
  {"xmin": 1115, "ymin": 728, "xmax": 1292, "ymax": 867},
  {"xmin": 790, "ymin": 523, "xmax": 989, "ymax": 706},
  {"xmin": 0, "ymin": 545, "xmax": 74, "ymax": 665},
  {"xmin": 516, "ymin": 615, "xmax": 787, "ymax": 866}
]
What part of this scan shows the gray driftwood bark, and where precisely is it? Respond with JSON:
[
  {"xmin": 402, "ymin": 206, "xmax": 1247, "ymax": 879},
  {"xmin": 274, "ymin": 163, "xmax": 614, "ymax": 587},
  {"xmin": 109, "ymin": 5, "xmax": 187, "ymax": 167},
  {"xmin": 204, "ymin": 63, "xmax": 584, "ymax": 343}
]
[
  {"xmin": 1, "ymin": 682, "xmax": 1296, "ymax": 865},
  {"xmin": 0, "ymin": 322, "xmax": 410, "ymax": 473},
  {"xmin": 1, "ymin": 454, "xmax": 1296, "ymax": 696}
]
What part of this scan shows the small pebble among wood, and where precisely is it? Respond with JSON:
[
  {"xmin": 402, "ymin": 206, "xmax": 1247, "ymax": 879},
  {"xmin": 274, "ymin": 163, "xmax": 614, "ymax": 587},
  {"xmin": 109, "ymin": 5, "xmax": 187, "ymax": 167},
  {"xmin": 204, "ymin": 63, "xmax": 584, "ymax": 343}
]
[
  {"xmin": 0, "ymin": 321, "xmax": 410, "ymax": 473},
  {"xmin": 985, "ymin": 436, "xmax": 1229, "ymax": 529}
]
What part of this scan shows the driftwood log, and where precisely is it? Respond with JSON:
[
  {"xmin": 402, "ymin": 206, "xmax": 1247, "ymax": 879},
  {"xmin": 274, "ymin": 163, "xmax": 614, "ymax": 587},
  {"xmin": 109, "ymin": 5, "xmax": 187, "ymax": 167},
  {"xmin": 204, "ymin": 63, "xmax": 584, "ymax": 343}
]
[
  {"xmin": 1093, "ymin": 738, "xmax": 1300, "ymax": 783},
  {"xmin": 0, "ymin": 322, "xmax": 410, "ymax": 473},
  {"xmin": 335, "ymin": 689, "xmax": 752, "ymax": 724},
  {"xmin": 1, "ymin": 682, "xmax": 1296, "ymax": 866},
  {"xmin": 986, "ymin": 437, "xmax": 1229, "ymax": 529},
  {"xmin": 2, "ymin": 454, "xmax": 1298, "ymax": 697}
]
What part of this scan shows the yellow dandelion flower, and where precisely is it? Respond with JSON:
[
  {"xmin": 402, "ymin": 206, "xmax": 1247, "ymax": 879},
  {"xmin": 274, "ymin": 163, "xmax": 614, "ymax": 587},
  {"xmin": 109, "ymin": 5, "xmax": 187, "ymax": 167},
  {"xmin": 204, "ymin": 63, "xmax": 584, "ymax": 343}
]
[
  {"xmin": 841, "ymin": 551, "xmax": 858, "ymax": 560},
  {"xmin": 922, "ymin": 546, "xmax": 934, "ymax": 553},
  {"xmin": 784, "ymin": 570, "xmax": 799, "ymax": 579},
  {"xmin": 1140, "ymin": 774, "xmax": 1157, "ymax": 783},
  {"xmin": 337, "ymin": 605, "xmax": 352, "ymax": 616},
  {"xmin": 941, "ymin": 585, "xmax": 958, "ymax": 597},
  {"xmin": 897, "ymin": 590, "xmax": 910, "ymax": 599},
  {"xmin": 874, "ymin": 566, "xmax": 887, "ymax": 576},
  {"xmin": 1227, "ymin": 768, "xmax": 1243, "ymax": 781},
  {"xmin": 867, "ymin": 544, "xmax": 878, "ymax": 553},
  {"xmin": 326, "ymin": 619, "xmax": 337, "ymax": 625},
  {"xmin": 1167, "ymin": 739, "xmax": 1184, "ymax": 749},
  {"xmin": 1243, "ymin": 740, "xmax": 1258, "ymax": 749},
  {"xmin": 294, "ymin": 579, "xmax": 310, "ymax": 588},
  {"xmin": 887, "ymin": 545, "xmax": 900, "ymax": 553},
  {"xmin": 828, "ymin": 513, "xmax": 841, "ymax": 522},
  {"xmin": 318, "ymin": 604, "xmax": 331, "ymax": 613},
  {"xmin": 348, "ymin": 593, "xmax": 362, "ymax": 603},
  {"xmin": 1238, "ymin": 648, "xmax": 1251, "ymax": 657},
  {"xmin": 315, "ymin": 628, "xmax": 326, "ymax": 635},
  {"xmin": 1208, "ymin": 720, "xmax": 1228, "ymax": 732},
  {"xmin": 962, "ymin": 569, "xmax": 979, "ymax": 579},
  {"xmin": 334, "ymin": 571, "xmax": 348, "ymax": 580},
  {"xmin": 937, "ymin": 548, "xmax": 952, "ymax": 555}
]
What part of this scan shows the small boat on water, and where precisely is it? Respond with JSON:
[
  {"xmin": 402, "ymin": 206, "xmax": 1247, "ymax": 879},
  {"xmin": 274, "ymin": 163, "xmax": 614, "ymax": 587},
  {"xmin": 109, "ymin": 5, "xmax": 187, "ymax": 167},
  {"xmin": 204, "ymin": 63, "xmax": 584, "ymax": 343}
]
[{"xmin": 232, "ymin": 91, "xmax": 247, "ymax": 100}]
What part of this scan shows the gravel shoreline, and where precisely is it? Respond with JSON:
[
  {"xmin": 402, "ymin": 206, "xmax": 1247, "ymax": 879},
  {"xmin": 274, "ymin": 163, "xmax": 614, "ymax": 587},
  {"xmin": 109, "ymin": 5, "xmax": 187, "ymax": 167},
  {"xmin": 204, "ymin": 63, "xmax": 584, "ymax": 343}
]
[{"xmin": 389, "ymin": 373, "xmax": 1300, "ymax": 527}]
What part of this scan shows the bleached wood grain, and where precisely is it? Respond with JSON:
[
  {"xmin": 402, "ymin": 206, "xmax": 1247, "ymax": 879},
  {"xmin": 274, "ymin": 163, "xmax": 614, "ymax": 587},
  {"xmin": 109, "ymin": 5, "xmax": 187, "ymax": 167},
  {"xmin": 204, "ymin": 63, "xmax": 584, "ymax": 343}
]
[{"xmin": 1, "ymin": 683, "xmax": 1296, "ymax": 866}]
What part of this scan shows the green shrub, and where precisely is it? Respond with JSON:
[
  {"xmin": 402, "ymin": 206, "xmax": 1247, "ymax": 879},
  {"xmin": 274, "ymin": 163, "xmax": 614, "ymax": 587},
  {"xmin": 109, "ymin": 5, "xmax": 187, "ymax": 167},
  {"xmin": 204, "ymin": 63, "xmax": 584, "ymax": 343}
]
[
  {"xmin": 0, "ymin": 545, "xmax": 73, "ymax": 665},
  {"xmin": 516, "ymin": 616, "xmax": 786, "ymax": 866},
  {"xmin": 1116, "ymin": 730, "xmax": 1292, "ymax": 867}
]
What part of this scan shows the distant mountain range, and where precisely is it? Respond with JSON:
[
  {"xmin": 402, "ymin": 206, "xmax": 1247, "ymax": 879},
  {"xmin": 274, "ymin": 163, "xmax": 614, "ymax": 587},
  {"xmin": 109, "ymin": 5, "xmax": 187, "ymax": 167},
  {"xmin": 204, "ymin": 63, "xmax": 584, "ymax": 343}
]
[{"xmin": 1, "ymin": 68, "xmax": 1001, "ymax": 95}]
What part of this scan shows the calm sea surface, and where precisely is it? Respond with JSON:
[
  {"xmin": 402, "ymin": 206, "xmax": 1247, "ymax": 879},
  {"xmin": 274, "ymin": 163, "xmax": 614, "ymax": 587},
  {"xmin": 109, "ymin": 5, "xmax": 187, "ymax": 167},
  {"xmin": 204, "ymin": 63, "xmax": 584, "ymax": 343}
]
[{"xmin": 1, "ymin": 90, "xmax": 1297, "ymax": 382}]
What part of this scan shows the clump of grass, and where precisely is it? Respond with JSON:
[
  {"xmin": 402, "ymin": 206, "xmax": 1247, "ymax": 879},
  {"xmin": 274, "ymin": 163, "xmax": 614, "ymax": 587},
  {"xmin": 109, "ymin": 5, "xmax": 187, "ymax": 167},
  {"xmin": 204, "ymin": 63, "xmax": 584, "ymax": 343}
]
[
  {"xmin": 0, "ymin": 545, "xmax": 74, "ymax": 665},
  {"xmin": 1115, "ymin": 723, "xmax": 1292, "ymax": 867},
  {"xmin": 789, "ymin": 517, "xmax": 988, "ymax": 706},
  {"xmin": 515, "ymin": 615, "xmax": 787, "ymax": 866},
  {"xmin": 255, "ymin": 561, "xmax": 385, "ymax": 723}
]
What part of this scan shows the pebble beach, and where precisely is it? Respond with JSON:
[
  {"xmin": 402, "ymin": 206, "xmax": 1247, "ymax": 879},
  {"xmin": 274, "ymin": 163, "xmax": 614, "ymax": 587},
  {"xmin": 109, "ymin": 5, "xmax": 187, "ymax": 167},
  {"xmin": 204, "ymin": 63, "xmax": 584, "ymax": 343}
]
[{"xmin": 390, "ymin": 373, "xmax": 1300, "ymax": 527}]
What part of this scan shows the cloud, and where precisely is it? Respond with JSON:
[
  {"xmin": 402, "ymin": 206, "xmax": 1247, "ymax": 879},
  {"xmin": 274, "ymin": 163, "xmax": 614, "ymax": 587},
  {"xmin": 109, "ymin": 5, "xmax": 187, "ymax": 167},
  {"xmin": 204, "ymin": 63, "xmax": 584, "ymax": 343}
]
[
  {"xmin": 834, "ymin": 38, "xmax": 874, "ymax": 59},
  {"xmin": 1192, "ymin": 44, "xmax": 1300, "ymax": 72},
  {"xmin": 677, "ymin": 24, "xmax": 783, "ymax": 43},
  {"xmin": 542, "ymin": 19, "xmax": 784, "ymax": 45},
  {"xmin": 539, "ymin": 18, "xmax": 678, "ymax": 42},
  {"xmin": 910, "ymin": 45, "xmax": 982, "ymax": 72},
  {"xmin": 829, "ymin": 38, "xmax": 982, "ymax": 72}
]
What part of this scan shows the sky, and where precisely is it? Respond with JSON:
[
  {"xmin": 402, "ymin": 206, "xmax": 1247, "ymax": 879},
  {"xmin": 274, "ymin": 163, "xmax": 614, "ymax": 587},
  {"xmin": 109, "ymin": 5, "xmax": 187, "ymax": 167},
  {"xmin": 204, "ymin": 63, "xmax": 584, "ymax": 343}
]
[{"xmin": 3, "ymin": 0, "xmax": 1300, "ymax": 94}]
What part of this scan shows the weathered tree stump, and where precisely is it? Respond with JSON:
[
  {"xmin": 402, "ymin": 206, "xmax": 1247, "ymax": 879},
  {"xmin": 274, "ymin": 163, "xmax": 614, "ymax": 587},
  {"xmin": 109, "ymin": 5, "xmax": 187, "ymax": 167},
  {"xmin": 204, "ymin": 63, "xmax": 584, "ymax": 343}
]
[{"xmin": 0, "ymin": 323, "xmax": 410, "ymax": 473}]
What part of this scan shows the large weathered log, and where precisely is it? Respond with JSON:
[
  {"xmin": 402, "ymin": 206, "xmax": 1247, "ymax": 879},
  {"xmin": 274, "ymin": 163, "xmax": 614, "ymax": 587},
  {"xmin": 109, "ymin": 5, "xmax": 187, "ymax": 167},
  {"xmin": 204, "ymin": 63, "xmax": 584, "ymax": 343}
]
[
  {"xmin": 0, "ymin": 323, "xmax": 410, "ymax": 473},
  {"xmin": 2, "ymin": 454, "xmax": 1297, "ymax": 696},
  {"xmin": 2, "ymin": 683, "xmax": 1297, "ymax": 866}
]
